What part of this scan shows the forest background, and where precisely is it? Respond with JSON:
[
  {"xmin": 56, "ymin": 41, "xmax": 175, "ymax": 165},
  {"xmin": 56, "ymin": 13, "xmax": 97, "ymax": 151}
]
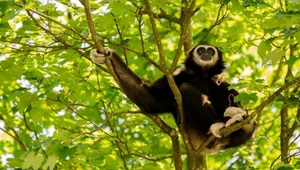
[{"xmin": 0, "ymin": 0, "xmax": 299, "ymax": 169}]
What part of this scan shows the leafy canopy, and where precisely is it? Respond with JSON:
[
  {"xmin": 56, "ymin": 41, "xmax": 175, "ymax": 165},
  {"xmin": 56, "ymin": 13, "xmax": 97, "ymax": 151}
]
[{"xmin": 0, "ymin": 0, "xmax": 300, "ymax": 169}]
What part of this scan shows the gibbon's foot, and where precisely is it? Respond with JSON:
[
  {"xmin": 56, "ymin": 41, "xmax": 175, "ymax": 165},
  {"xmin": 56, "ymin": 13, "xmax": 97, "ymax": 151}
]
[
  {"xmin": 209, "ymin": 122, "xmax": 225, "ymax": 138},
  {"xmin": 224, "ymin": 107, "xmax": 247, "ymax": 127},
  {"xmin": 224, "ymin": 107, "xmax": 247, "ymax": 118},
  {"xmin": 91, "ymin": 47, "xmax": 112, "ymax": 64},
  {"xmin": 201, "ymin": 94, "xmax": 211, "ymax": 106},
  {"xmin": 225, "ymin": 114, "xmax": 244, "ymax": 127}
]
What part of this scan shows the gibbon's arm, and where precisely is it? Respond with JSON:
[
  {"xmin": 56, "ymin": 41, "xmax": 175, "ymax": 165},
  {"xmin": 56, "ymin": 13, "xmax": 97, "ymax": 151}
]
[{"xmin": 91, "ymin": 48, "xmax": 172, "ymax": 113}]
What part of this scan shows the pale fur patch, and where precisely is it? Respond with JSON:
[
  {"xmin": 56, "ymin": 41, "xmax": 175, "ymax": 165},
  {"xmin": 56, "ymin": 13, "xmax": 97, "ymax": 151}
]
[
  {"xmin": 90, "ymin": 47, "xmax": 112, "ymax": 64},
  {"xmin": 209, "ymin": 122, "xmax": 225, "ymax": 138}
]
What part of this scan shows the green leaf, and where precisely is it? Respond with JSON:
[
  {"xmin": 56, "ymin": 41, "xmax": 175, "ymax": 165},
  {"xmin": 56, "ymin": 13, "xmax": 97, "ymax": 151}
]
[
  {"xmin": 43, "ymin": 155, "xmax": 58, "ymax": 170},
  {"xmin": 295, "ymin": 31, "xmax": 300, "ymax": 43},
  {"xmin": 274, "ymin": 162, "xmax": 294, "ymax": 170},
  {"xmin": 249, "ymin": 93, "xmax": 258, "ymax": 102},
  {"xmin": 18, "ymin": 92, "xmax": 38, "ymax": 112},
  {"xmin": 32, "ymin": 154, "xmax": 43, "ymax": 170},
  {"xmin": 295, "ymin": 161, "xmax": 300, "ymax": 168},
  {"xmin": 30, "ymin": 108, "xmax": 43, "ymax": 125},
  {"xmin": 221, "ymin": 0, "xmax": 231, "ymax": 5},
  {"xmin": 234, "ymin": 92, "xmax": 258, "ymax": 106},
  {"xmin": 22, "ymin": 152, "xmax": 35, "ymax": 169},
  {"xmin": 263, "ymin": 49, "xmax": 285, "ymax": 66},
  {"xmin": 258, "ymin": 41, "xmax": 272, "ymax": 57},
  {"xmin": 0, "ymin": 0, "xmax": 15, "ymax": 14}
]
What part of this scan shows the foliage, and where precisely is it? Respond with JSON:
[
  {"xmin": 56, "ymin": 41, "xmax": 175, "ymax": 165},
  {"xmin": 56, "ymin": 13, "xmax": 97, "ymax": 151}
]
[{"xmin": 0, "ymin": 0, "xmax": 299, "ymax": 169}]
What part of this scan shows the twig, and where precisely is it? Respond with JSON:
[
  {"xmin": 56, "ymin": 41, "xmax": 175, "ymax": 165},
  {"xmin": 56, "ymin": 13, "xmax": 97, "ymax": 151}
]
[
  {"xmin": 199, "ymin": 3, "xmax": 228, "ymax": 43},
  {"xmin": 136, "ymin": 5, "xmax": 180, "ymax": 24},
  {"xmin": 135, "ymin": 12, "xmax": 163, "ymax": 72},
  {"xmin": 14, "ymin": 3, "xmax": 93, "ymax": 47},
  {"xmin": 16, "ymin": 1, "xmax": 108, "ymax": 72},
  {"xmin": 0, "ymin": 127, "xmax": 28, "ymax": 151},
  {"xmin": 111, "ymin": 13, "xmax": 128, "ymax": 65}
]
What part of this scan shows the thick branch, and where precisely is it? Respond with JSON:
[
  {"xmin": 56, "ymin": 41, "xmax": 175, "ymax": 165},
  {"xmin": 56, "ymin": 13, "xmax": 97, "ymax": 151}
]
[
  {"xmin": 144, "ymin": 1, "xmax": 183, "ymax": 169},
  {"xmin": 146, "ymin": 114, "xmax": 182, "ymax": 170},
  {"xmin": 170, "ymin": 0, "xmax": 196, "ymax": 71},
  {"xmin": 143, "ymin": 0, "xmax": 167, "ymax": 71}
]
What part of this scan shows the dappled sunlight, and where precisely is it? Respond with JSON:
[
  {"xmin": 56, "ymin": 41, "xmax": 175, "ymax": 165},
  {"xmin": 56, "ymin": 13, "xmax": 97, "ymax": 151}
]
[{"xmin": 0, "ymin": 0, "xmax": 299, "ymax": 169}]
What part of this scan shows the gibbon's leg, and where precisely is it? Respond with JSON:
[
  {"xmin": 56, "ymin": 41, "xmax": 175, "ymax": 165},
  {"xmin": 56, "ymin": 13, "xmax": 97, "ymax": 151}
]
[
  {"xmin": 216, "ymin": 82, "xmax": 239, "ymax": 111},
  {"xmin": 91, "ymin": 48, "xmax": 165, "ymax": 113},
  {"xmin": 179, "ymin": 83, "xmax": 219, "ymax": 132},
  {"xmin": 217, "ymin": 82, "xmax": 249, "ymax": 127}
]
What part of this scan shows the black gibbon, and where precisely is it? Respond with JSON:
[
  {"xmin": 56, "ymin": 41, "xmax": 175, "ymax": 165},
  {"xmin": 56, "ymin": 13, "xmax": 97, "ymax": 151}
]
[{"xmin": 91, "ymin": 44, "xmax": 256, "ymax": 154}]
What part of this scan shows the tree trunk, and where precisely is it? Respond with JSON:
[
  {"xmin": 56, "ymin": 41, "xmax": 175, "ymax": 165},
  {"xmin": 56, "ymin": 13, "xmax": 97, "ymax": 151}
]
[{"xmin": 187, "ymin": 150, "xmax": 207, "ymax": 170}]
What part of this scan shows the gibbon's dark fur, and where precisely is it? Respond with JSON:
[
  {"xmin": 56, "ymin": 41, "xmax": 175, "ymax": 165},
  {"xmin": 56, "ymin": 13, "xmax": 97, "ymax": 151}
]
[{"xmin": 92, "ymin": 44, "xmax": 256, "ymax": 154}]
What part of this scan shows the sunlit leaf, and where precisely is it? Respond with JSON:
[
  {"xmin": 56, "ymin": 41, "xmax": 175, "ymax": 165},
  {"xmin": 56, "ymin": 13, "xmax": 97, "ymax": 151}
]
[
  {"xmin": 258, "ymin": 40, "xmax": 272, "ymax": 57},
  {"xmin": 263, "ymin": 49, "xmax": 285, "ymax": 66},
  {"xmin": 22, "ymin": 152, "xmax": 35, "ymax": 169},
  {"xmin": 1, "ymin": 0, "xmax": 300, "ymax": 169},
  {"xmin": 32, "ymin": 154, "xmax": 43, "ymax": 170},
  {"xmin": 43, "ymin": 155, "xmax": 58, "ymax": 170},
  {"xmin": 18, "ymin": 92, "xmax": 38, "ymax": 112},
  {"xmin": 274, "ymin": 162, "xmax": 294, "ymax": 170}
]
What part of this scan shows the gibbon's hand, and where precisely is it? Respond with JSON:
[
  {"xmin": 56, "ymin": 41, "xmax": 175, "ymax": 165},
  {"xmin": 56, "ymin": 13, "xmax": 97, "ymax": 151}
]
[
  {"xmin": 91, "ymin": 47, "xmax": 113, "ymax": 64},
  {"xmin": 201, "ymin": 94, "xmax": 211, "ymax": 106}
]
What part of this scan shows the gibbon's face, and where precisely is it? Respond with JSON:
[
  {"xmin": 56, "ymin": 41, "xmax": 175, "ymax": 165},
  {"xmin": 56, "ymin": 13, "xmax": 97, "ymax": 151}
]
[{"xmin": 192, "ymin": 45, "xmax": 219, "ymax": 68}]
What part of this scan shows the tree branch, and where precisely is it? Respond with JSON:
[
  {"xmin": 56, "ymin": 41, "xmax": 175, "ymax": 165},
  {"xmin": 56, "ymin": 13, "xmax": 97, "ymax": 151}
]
[
  {"xmin": 137, "ymin": 7, "xmax": 181, "ymax": 24},
  {"xmin": 199, "ymin": 3, "xmax": 228, "ymax": 44},
  {"xmin": 0, "ymin": 127, "xmax": 28, "ymax": 151},
  {"xmin": 14, "ymin": 3, "xmax": 93, "ymax": 47},
  {"xmin": 196, "ymin": 76, "xmax": 300, "ymax": 153},
  {"xmin": 16, "ymin": 1, "xmax": 108, "ymax": 72},
  {"xmin": 111, "ymin": 13, "xmax": 128, "ymax": 65},
  {"xmin": 78, "ymin": 0, "xmax": 104, "ymax": 53},
  {"xmin": 220, "ymin": 76, "xmax": 300, "ymax": 137},
  {"xmin": 79, "ymin": 0, "xmax": 120, "ymax": 85},
  {"xmin": 143, "ymin": 2, "xmax": 183, "ymax": 169}
]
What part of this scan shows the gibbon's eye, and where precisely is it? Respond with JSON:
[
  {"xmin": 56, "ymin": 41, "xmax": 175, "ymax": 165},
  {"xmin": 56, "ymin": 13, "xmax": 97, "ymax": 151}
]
[
  {"xmin": 207, "ymin": 48, "xmax": 215, "ymax": 56},
  {"xmin": 197, "ymin": 47, "xmax": 206, "ymax": 55}
]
